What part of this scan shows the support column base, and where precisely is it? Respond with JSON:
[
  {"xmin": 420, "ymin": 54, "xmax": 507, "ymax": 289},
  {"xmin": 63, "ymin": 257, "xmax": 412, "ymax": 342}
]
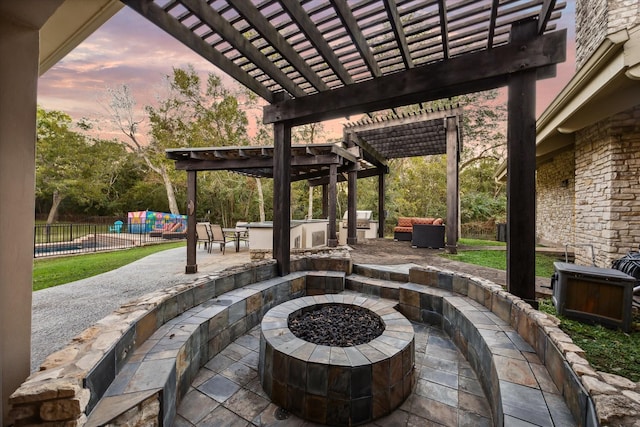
[
  {"xmin": 347, "ymin": 238, "xmax": 357, "ymax": 245},
  {"xmin": 185, "ymin": 264, "xmax": 198, "ymax": 274},
  {"xmin": 445, "ymin": 245, "xmax": 458, "ymax": 254},
  {"xmin": 327, "ymin": 239, "xmax": 338, "ymax": 247}
]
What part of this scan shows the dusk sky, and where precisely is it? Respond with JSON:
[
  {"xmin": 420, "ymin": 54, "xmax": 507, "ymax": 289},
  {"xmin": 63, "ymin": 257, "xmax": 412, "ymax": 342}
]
[{"xmin": 37, "ymin": 3, "xmax": 576, "ymax": 142}]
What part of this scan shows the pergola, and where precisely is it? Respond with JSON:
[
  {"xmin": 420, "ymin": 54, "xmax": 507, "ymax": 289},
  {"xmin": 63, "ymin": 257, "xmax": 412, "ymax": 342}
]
[
  {"xmin": 340, "ymin": 107, "xmax": 463, "ymax": 252},
  {"xmin": 166, "ymin": 106, "xmax": 464, "ymax": 272},
  {"xmin": 1, "ymin": 2, "xmax": 568, "ymax": 419},
  {"xmin": 122, "ymin": 0, "xmax": 569, "ymax": 305},
  {"xmin": 166, "ymin": 142, "xmax": 363, "ymax": 272}
]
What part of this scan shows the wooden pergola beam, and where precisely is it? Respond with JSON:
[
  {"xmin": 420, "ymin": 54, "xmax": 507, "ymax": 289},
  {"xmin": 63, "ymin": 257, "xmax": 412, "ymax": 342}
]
[
  {"xmin": 383, "ymin": 0, "xmax": 413, "ymax": 69},
  {"xmin": 346, "ymin": 132, "xmax": 387, "ymax": 167},
  {"xmin": 226, "ymin": 0, "xmax": 329, "ymax": 92},
  {"xmin": 538, "ymin": 0, "xmax": 557, "ymax": 34},
  {"xmin": 329, "ymin": 0, "xmax": 382, "ymax": 78},
  {"xmin": 437, "ymin": 0, "xmax": 450, "ymax": 59},
  {"xmin": 122, "ymin": 0, "xmax": 274, "ymax": 102},
  {"xmin": 278, "ymin": 1, "xmax": 354, "ymax": 85},
  {"xmin": 178, "ymin": 0, "xmax": 306, "ymax": 97},
  {"xmin": 487, "ymin": 0, "xmax": 500, "ymax": 49},
  {"xmin": 264, "ymin": 29, "xmax": 566, "ymax": 125}
]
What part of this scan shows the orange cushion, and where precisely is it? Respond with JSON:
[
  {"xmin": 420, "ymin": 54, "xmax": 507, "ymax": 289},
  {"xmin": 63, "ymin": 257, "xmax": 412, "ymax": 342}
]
[
  {"xmin": 397, "ymin": 217, "xmax": 413, "ymax": 227},
  {"xmin": 433, "ymin": 218, "xmax": 444, "ymax": 225},
  {"xmin": 394, "ymin": 226, "xmax": 413, "ymax": 233},
  {"xmin": 412, "ymin": 217, "xmax": 435, "ymax": 225}
]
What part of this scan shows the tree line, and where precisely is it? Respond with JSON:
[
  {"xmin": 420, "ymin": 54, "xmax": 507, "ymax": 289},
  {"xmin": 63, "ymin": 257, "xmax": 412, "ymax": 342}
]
[{"xmin": 36, "ymin": 66, "xmax": 506, "ymax": 234}]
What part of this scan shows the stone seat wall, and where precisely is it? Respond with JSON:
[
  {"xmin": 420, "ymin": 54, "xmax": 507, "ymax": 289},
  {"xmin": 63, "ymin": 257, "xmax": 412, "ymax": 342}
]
[
  {"xmin": 10, "ymin": 256, "xmax": 639, "ymax": 426},
  {"xmin": 84, "ymin": 272, "xmax": 310, "ymax": 426},
  {"xmin": 398, "ymin": 266, "xmax": 640, "ymax": 426},
  {"xmin": 9, "ymin": 254, "xmax": 351, "ymax": 427}
]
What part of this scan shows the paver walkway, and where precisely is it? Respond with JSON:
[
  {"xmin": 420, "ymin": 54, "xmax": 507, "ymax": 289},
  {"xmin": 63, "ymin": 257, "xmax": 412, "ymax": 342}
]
[{"xmin": 176, "ymin": 320, "xmax": 492, "ymax": 427}]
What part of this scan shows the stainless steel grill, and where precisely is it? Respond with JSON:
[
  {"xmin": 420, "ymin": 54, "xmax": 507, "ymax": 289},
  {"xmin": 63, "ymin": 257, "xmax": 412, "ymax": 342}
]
[{"xmin": 342, "ymin": 210, "xmax": 373, "ymax": 229}]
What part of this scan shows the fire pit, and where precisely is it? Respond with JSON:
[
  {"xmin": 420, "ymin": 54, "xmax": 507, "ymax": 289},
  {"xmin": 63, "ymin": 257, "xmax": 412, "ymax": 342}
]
[{"xmin": 258, "ymin": 295, "xmax": 415, "ymax": 426}]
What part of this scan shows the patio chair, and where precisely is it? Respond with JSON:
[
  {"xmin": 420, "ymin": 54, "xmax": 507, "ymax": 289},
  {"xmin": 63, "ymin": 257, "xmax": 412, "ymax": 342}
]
[
  {"xmin": 196, "ymin": 222, "xmax": 213, "ymax": 253},
  {"xmin": 209, "ymin": 224, "xmax": 226, "ymax": 254},
  {"xmin": 109, "ymin": 220, "xmax": 123, "ymax": 233}
]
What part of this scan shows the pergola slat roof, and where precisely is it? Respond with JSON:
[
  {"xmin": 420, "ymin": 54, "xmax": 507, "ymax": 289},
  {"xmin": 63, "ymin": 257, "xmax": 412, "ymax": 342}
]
[
  {"xmin": 344, "ymin": 108, "xmax": 463, "ymax": 159},
  {"xmin": 166, "ymin": 142, "xmax": 365, "ymax": 182},
  {"xmin": 123, "ymin": 0, "xmax": 565, "ymax": 105}
]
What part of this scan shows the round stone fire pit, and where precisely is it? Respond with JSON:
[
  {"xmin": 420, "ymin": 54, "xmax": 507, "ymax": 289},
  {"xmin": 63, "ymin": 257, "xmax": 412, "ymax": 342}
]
[{"xmin": 258, "ymin": 295, "xmax": 415, "ymax": 426}]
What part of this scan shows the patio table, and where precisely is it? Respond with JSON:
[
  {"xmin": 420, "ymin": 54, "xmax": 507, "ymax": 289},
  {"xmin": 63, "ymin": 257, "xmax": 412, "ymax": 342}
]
[{"xmin": 223, "ymin": 227, "xmax": 245, "ymax": 252}]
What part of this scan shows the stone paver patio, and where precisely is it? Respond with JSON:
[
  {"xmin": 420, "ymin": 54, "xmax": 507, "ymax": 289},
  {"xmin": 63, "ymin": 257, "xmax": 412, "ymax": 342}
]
[{"xmin": 176, "ymin": 314, "xmax": 492, "ymax": 427}]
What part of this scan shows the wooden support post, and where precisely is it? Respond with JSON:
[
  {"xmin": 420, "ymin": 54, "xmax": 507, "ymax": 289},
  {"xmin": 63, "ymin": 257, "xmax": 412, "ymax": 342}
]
[
  {"xmin": 347, "ymin": 168, "xmax": 357, "ymax": 245},
  {"xmin": 378, "ymin": 173, "xmax": 385, "ymax": 238},
  {"xmin": 328, "ymin": 165, "xmax": 338, "ymax": 247},
  {"xmin": 273, "ymin": 121, "xmax": 292, "ymax": 275},
  {"xmin": 185, "ymin": 170, "xmax": 198, "ymax": 274},
  {"xmin": 507, "ymin": 19, "xmax": 538, "ymax": 305},
  {"xmin": 445, "ymin": 116, "xmax": 459, "ymax": 254},
  {"xmin": 321, "ymin": 183, "xmax": 329, "ymax": 219}
]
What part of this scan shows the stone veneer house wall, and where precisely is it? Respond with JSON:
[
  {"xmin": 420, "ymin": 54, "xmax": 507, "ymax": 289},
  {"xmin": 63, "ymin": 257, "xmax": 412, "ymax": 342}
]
[{"xmin": 534, "ymin": 0, "xmax": 640, "ymax": 267}]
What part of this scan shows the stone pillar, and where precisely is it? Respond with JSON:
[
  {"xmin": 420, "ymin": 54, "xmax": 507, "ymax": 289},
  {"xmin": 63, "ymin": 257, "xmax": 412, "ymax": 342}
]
[{"xmin": 0, "ymin": 3, "xmax": 62, "ymax": 423}]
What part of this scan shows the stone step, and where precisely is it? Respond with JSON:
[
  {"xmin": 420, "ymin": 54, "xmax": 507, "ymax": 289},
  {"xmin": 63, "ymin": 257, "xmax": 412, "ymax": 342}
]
[
  {"xmin": 345, "ymin": 273, "xmax": 402, "ymax": 300},
  {"xmin": 352, "ymin": 263, "xmax": 413, "ymax": 282}
]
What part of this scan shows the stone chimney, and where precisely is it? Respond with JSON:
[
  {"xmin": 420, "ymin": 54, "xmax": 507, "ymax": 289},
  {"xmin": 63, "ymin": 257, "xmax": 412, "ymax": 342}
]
[{"xmin": 575, "ymin": 0, "xmax": 640, "ymax": 69}]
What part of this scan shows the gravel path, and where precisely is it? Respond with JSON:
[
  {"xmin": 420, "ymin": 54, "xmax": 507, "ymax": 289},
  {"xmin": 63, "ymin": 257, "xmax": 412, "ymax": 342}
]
[{"xmin": 31, "ymin": 245, "xmax": 249, "ymax": 372}]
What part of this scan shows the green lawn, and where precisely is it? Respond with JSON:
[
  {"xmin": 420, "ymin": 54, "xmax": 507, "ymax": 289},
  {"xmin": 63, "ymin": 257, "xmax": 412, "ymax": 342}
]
[
  {"xmin": 539, "ymin": 299, "xmax": 640, "ymax": 382},
  {"xmin": 441, "ymin": 244, "xmax": 558, "ymax": 278},
  {"xmin": 32, "ymin": 241, "xmax": 185, "ymax": 291},
  {"xmin": 34, "ymin": 221, "xmax": 112, "ymax": 244},
  {"xmin": 458, "ymin": 237, "xmax": 507, "ymax": 247}
]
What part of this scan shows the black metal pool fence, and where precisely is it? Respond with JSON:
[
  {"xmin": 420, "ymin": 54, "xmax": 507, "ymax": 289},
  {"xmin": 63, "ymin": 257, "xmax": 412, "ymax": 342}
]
[{"xmin": 33, "ymin": 222, "xmax": 175, "ymax": 258}]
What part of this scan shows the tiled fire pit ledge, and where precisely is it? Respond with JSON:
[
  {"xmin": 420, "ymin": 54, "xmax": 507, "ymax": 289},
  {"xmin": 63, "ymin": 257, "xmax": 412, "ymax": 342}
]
[{"xmin": 258, "ymin": 295, "xmax": 415, "ymax": 426}]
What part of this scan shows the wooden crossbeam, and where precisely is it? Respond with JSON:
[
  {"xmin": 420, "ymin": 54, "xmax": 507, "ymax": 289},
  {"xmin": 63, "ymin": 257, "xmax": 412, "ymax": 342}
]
[
  {"xmin": 383, "ymin": 0, "xmax": 413, "ymax": 69},
  {"xmin": 437, "ymin": 0, "xmax": 450, "ymax": 59},
  {"xmin": 227, "ymin": 0, "xmax": 328, "ymax": 93},
  {"xmin": 329, "ymin": 0, "xmax": 382, "ymax": 78},
  {"xmin": 487, "ymin": 0, "xmax": 500, "ymax": 49},
  {"xmin": 346, "ymin": 132, "xmax": 387, "ymax": 167},
  {"xmin": 538, "ymin": 0, "xmax": 557, "ymax": 34},
  {"xmin": 279, "ymin": 1, "xmax": 354, "ymax": 85},
  {"xmin": 178, "ymin": 0, "xmax": 305, "ymax": 98},
  {"xmin": 264, "ymin": 29, "xmax": 566, "ymax": 125}
]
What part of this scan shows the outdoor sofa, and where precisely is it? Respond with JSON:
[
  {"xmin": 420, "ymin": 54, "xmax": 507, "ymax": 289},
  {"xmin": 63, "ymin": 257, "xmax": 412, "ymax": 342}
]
[{"xmin": 393, "ymin": 216, "xmax": 445, "ymax": 248}]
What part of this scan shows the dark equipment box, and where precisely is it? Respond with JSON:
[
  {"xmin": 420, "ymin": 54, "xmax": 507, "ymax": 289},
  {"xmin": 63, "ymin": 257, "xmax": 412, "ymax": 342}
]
[{"xmin": 552, "ymin": 262, "xmax": 636, "ymax": 332}]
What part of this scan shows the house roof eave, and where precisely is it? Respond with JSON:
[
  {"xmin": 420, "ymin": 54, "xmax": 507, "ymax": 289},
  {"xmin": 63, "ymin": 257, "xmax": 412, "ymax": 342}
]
[{"xmin": 39, "ymin": 0, "xmax": 123, "ymax": 75}]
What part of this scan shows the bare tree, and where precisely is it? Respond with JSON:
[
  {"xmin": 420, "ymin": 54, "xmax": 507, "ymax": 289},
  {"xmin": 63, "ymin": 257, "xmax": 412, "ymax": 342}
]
[{"xmin": 103, "ymin": 84, "xmax": 180, "ymax": 214}]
